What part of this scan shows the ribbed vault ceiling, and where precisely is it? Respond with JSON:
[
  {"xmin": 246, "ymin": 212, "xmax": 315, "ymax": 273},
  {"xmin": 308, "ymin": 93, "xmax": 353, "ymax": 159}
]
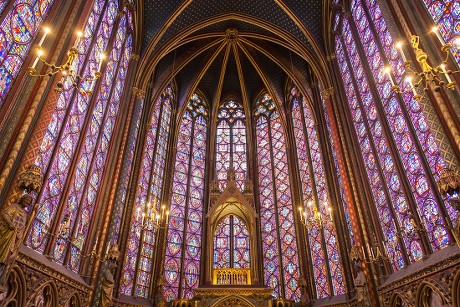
[{"xmin": 138, "ymin": 0, "xmax": 330, "ymax": 113}]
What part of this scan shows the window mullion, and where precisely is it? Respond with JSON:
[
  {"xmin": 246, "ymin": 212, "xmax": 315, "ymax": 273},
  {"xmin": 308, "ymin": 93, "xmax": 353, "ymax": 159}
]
[
  {"xmin": 178, "ymin": 116, "xmax": 196, "ymax": 298},
  {"xmin": 267, "ymin": 114, "xmax": 286, "ymax": 299},
  {"xmin": 358, "ymin": 0, "xmax": 454, "ymax": 241},
  {"xmin": 339, "ymin": 32, "xmax": 411, "ymax": 266},
  {"xmin": 40, "ymin": 0, "xmax": 114, "ymax": 258}
]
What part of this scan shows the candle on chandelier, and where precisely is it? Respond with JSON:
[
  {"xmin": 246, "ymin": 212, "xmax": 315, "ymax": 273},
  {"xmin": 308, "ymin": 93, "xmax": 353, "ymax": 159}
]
[
  {"xmin": 384, "ymin": 66, "xmax": 395, "ymax": 86},
  {"xmin": 405, "ymin": 76, "xmax": 418, "ymax": 97},
  {"xmin": 74, "ymin": 31, "xmax": 83, "ymax": 48},
  {"xmin": 31, "ymin": 49, "xmax": 44, "ymax": 69},
  {"xmin": 440, "ymin": 64, "xmax": 453, "ymax": 84},
  {"xmin": 97, "ymin": 53, "xmax": 105, "ymax": 72},
  {"xmin": 395, "ymin": 41, "xmax": 407, "ymax": 62},
  {"xmin": 431, "ymin": 26, "xmax": 444, "ymax": 46},
  {"xmin": 38, "ymin": 27, "xmax": 51, "ymax": 47}
]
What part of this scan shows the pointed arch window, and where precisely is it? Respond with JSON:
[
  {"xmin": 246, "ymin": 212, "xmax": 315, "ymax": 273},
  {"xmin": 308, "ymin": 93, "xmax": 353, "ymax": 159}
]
[
  {"xmin": 164, "ymin": 93, "xmax": 208, "ymax": 301},
  {"xmin": 254, "ymin": 93, "xmax": 300, "ymax": 301},
  {"xmin": 119, "ymin": 85, "xmax": 174, "ymax": 298},
  {"xmin": 216, "ymin": 98, "xmax": 247, "ymax": 191},
  {"xmin": 421, "ymin": 0, "xmax": 460, "ymax": 65},
  {"xmin": 290, "ymin": 87, "xmax": 345, "ymax": 298},
  {"xmin": 213, "ymin": 215, "xmax": 250, "ymax": 269},
  {"xmin": 0, "ymin": 0, "xmax": 54, "ymax": 107},
  {"xmin": 334, "ymin": 0, "xmax": 455, "ymax": 271},
  {"xmin": 26, "ymin": 0, "xmax": 134, "ymax": 272}
]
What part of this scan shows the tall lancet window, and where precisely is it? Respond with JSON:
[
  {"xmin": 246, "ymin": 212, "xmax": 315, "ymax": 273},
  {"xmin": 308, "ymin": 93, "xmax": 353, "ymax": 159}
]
[
  {"xmin": 0, "ymin": 0, "xmax": 54, "ymax": 106},
  {"xmin": 334, "ymin": 0, "xmax": 455, "ymax": 271},
  {"xmin": 422, "ymin": 0, "xmax": 460, "ymax": 65},
  {"xmin": 255, "ymin": 93, "xmax": 301, "ymax": 301},
  {"xmin": 164, "ymin": 93, "xmax": 208, "ymax": 301},
  {"xmin": 213, "ymin": 215, "xmax": 250, "ymax": 269},
  {"xmin": 119, "ymin": 85, "xmax": 174, "ymax": 298},
  {"xmin": 26, "ymin": 0, "xmax": 133, "ymax": 272},
  {"xmin": 290, "ymin": 87, "xmax": 345, "ymax": 298},
  {"xmin": 215, "ymin": 98, "xmax": 247, "ymax": 191}
]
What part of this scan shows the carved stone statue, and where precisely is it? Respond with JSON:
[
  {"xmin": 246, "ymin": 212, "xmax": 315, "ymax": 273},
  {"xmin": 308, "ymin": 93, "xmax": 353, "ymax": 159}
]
[
  {"xmin": 354, "ymin": 263, "xmax": 371, "ymax": 307},
  {"xmin": 0, "ymin": 193, "xmax": 32, "ymax": 289},
  {"xmin": 101, "ymin": 262, "xmax": 117, "ymax": 307},
  {"xmin": 298, "ymin": 275, "xmax": 310, "ymax": 305},
  {"xmin": 156, "ymin": 274, "xmax": 167, "ymax": 307}
]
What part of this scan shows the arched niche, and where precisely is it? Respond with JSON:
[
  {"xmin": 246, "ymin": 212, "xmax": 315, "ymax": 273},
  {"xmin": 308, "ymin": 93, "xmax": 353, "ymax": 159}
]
[
  {"xmin": 206, "ymin": 191, "xmax": 258, "ymax": 286},
  {"xmin": 453, "ymin": 269, "xmax": 460, "ymax": 307},
  {"xmin": 0, "ymin": 265, "xmax": 26, "ymax": 307},
  {"xmin": 66, "ymin": 294, "xmax": 82, "ymax": 307},
  {"xmin": 416, "ymin": 282, "xmax": 448, "ymax": 307},
  {"xmin": 29, "ymin": 281, "xmax": 58, "ymax": 307},
  {"xmin": 389, "ymin": 293, "xmax": 409, "ymax": 307}
]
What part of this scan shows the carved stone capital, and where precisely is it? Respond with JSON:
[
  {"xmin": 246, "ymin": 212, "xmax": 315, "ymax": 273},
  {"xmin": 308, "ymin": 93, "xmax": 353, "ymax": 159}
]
[
  {"xmin": 320, "ymin": 87, "xmax": 335, "ymax": 99},
  {"xmin": 132, "ymin": 87, "xmax": 146, "ymax": 99}
]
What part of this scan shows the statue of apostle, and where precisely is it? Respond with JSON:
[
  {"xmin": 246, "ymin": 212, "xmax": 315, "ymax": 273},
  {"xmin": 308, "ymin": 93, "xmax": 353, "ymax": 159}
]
[{"xmin": 0, "ymin": 193, "xmax": 33, "ymax": 288}]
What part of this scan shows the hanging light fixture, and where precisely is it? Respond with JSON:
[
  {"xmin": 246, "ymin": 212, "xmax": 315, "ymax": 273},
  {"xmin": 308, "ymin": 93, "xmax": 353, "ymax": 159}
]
[
  {"xmin": 28, "ymin": 27, "xmax": 105, "ymax": 95},
  {"xmin": 386, "ymin": 29, "xmax": 459, "ymax": 100}
]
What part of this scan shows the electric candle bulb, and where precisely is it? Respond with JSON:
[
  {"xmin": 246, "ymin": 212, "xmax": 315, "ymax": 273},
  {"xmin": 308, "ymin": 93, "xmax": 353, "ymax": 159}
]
[
  {"xmin": 384, "ymin": 66, "xmax": 395, "ymax": 86},
  {"xmin": 97, "ymin": 53, "xmax": 105, "ymax": 72},
  {"xmin": 440, "ymin": 64, "xmax": 453, "ymax": 84},
  {"xmin": 38, "ymin": 27, "xmax": 50, "ymax": 47},
  {"xmin": 431, "ymin": 26, "xmax": 444, "ymax": 45},
  {"xmin": 396, "ymin": 41, "xmax": 407, "ymax": 62},
  {"xmin": 31, "ymin": 49, "xmax": 44, "ymax": 69},
  {"xmin": 405, "ymin": 76, "xmax": 418, "ymax": 96},
  {"xmin": 74, "ymin": 31, "xmax": 83, "ymax": 47}
]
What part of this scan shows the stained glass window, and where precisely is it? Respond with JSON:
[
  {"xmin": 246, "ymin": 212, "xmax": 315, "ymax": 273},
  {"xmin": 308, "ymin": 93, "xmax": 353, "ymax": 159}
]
[
  {"xmin": 119, "ymin": 85, "xmax": 174, "ymax": 298},
  {"xmin": 290, "ymin": 87, "xmax": 345, "ymax": 298},
  {"xmin": 164, "ymin": 93, "xmax": 208, "ymax": 301},
  {"xmin": 26, "ymin": 1, "xmax": 134, "ymax": 272},
  {"xmin": 334, "ymin": 0, "xmax": 454, "ymax": 270},
  {"xmin": 255, "ymin": 93, "xmax": 301, "ymax": 301},
  {"xmin": 213, "ymin": 215, "xmax": 250, "ymax": 269},
  {"xmin": 0, "ymin": 0, "xmax": 54, "ymax": 107},
  {"xmin": 215, "ymin": 98, "xmax": 247, "ymax": 191},
  {"xmin": 422, "ymin": 0, "xmax": 460, "ymax": 65}
]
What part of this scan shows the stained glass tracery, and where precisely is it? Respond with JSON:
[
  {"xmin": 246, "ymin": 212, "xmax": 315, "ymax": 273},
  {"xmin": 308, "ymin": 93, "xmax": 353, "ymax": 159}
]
[
  {"xmin": 291, "ymin": 88, "xmax": 345, "ymax": 298},
  {"xmin": 120, "ymin": 86, "xmax": 174, "ymax": 298},
  {"xmin": 0, "ymin": 0, "xmax": 54, "ymax": 107},
  {"xmin": 164, "ymin": 93, "xmax": 208, "ymax": 301},
  {"xmin": 213, "ymin": 215, "xmax": 250, "ymax": 269},
  {"xmin": 26, "ymin": 1, "xmax": 134, "ymax": 272},
  {"xmin": 422, "ymin": 0, "xmax": 460, "ymax": 65},
  {"xmin": 334, "ymin": 0, "xmax": 453, "ymax": 270},
  {"xmin": 216, "ymin": 98, "xmax": 247, "ymax": 191},
  {"xmin": 255, "ymin": 93, "xmax": 301, "ymax": 301}
]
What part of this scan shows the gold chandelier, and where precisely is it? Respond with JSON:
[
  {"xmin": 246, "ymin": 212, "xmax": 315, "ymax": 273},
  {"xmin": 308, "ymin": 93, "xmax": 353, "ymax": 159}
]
[
  {"xmin": 28, "ymin": 27, "xmax": 105, "ymax": 95},
  {"xmin": 385, "ymin": 26, "xmax": 459, "ymax": 100}
]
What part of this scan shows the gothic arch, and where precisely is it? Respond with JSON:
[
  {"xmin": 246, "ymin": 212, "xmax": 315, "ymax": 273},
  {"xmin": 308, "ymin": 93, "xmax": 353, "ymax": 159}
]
[
  {"xmin": 416, "ymin": 282, "xmax": 449, "ymax": 307},
  {"xmin": 65, "ymin": 293, "xmax": 82, "ymax": 307},
  {"xmin": 206, "ymin": 183, "xmax": 258, "ymax": 285},
  {"xmin": 0, "ymin": 265, "xmax": 26, "ymax": 307},
  {"xmin": 212, "ymin": 295, "xmax": 255, "ymax": 307},
  {"xmin": 28, "ymin": 281, "xmax": 58, "ymax": 307},
  {"xmin": 389, "ymin": 292, "xmax": 409, "ymax": 307},
  {"xmin": 453, "ymin": 269, "xmax": 460, "ymax": 307}
]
